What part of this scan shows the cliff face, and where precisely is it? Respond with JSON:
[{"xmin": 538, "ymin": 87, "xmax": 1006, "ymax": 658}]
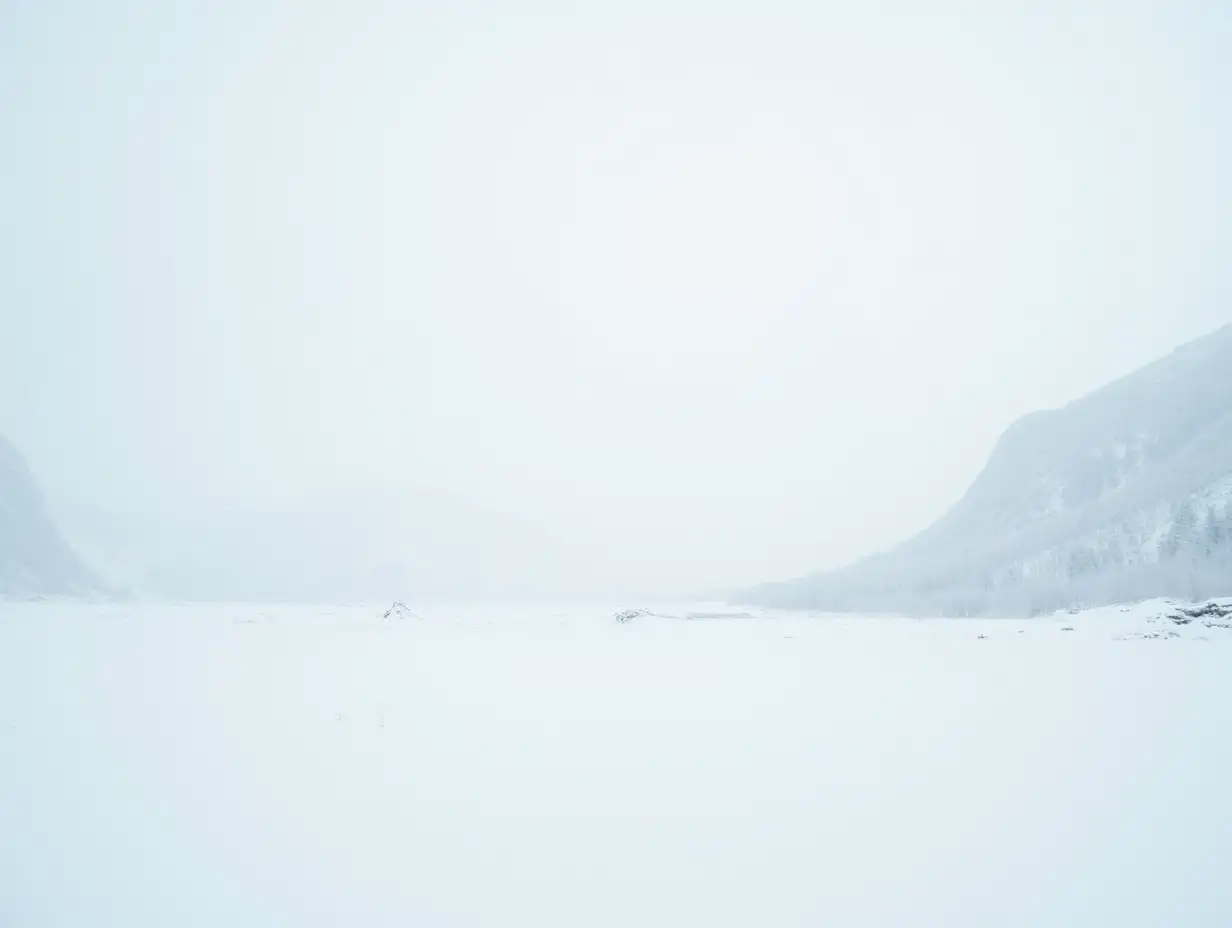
[
  {"xmin": 0, "ymin": 436, "xmax": 96, "ymax": 597},
  {"xmin": 738, "ymin": 324, "xmax": 1232, "ymax": 615}
]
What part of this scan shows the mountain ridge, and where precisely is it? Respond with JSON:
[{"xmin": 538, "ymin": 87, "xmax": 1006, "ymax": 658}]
[{"xmin": 735, "ymin": 323, "xmax": 1232, "ymax": 615}]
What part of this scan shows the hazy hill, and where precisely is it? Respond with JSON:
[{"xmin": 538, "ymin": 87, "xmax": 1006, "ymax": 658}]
[{"xmin": 55, "ymin": 487, "xmax": 608, "ymax": 603}]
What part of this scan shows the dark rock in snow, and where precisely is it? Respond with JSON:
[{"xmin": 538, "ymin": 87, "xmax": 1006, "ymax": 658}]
[
  {"xmin": 614, "ymin": 608, "xmax": 650, "ymax": 624},
  {"xmin": 382, "ymin": 601, "xmax": 419, "ymax": 620},
  {"xmin": 1167, "ymin": 599, "xmax": 1232, "ymax": 629}
]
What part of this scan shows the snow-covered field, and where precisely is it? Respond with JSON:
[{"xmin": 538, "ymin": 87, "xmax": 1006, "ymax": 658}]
[{"xmin": 2, "ymin": 599, "xmax": 1231, "ymax": 927}]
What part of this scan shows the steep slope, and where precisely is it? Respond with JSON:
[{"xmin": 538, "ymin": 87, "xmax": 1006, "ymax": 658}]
[
  {"xmin": 0, "ymin": 436, "xmax": 96, "ymax": 597},
  {"xmin": 737, "ymin": 324, "xmax": 1232, "ymax": 615}
]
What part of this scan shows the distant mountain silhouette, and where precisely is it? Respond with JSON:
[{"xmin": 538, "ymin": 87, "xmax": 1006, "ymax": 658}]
[
  {"xmin": 56, "ymin": 486, "xmax": 605, "ymax": 602},
  {"xmin": 736, "ymin": 324, "xmax": 1232, "ymax": 615}
]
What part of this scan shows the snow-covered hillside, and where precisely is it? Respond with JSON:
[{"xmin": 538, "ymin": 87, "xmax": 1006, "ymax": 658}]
[
  {"xmin": 0, "ymin": 436, "xmax": 96, "ymax": 597},
  {"xmin": 2, "ymin": 599, "xmax": 1229, "ymax": 927},
  {"xmin": 740, "ymin": 324, "xmax": 1232, "ymax": 614}
]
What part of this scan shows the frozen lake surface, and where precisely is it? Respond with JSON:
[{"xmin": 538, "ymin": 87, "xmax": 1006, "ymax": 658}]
[{"xmin": 3, "ymin": 600, "xmax": 1231, "ymax": 926}]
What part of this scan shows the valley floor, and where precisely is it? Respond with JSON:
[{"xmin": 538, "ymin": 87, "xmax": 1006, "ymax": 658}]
[{"xmin": 2, "ymin": 600, "xmax": 1230, "ymax": 926}]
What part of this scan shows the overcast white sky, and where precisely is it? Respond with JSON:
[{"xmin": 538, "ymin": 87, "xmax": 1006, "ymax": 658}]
[{"xmin": 3, "ymin": 1, "xmax": 1230, "ymax": 592}]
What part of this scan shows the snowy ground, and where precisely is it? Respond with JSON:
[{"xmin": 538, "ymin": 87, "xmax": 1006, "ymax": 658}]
[{"xmin": 2, "ymin": 599, "xmax": 1231, "ymax": 927}]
